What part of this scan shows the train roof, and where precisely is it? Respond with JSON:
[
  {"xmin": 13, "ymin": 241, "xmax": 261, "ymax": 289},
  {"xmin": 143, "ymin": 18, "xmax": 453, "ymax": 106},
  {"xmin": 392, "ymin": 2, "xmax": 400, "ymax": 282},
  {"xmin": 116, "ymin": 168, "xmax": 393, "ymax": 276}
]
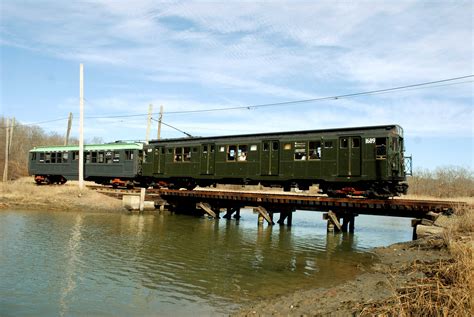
[
  {"xmin": 29, "ymin": 142, "xmax": 143, "ymax": 152},
  {"xmin": 149, "ymin": 124, "xmax": 403, "ymax": 144}
]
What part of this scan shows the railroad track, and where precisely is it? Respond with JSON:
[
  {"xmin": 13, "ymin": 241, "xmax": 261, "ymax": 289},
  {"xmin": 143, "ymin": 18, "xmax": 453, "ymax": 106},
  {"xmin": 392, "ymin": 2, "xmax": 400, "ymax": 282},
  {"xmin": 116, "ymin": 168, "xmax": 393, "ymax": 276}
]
[{"xmin": 87, "ymin": 184, "xmax": 464, "ymax": 217}]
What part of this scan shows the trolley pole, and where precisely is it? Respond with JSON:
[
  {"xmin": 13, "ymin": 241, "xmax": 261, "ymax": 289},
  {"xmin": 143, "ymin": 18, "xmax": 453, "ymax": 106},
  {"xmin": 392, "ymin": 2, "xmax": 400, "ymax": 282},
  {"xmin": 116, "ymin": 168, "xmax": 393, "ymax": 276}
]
[{"xmin": 79, "ymin": 64, "xmax": 84, "ymax": 191}]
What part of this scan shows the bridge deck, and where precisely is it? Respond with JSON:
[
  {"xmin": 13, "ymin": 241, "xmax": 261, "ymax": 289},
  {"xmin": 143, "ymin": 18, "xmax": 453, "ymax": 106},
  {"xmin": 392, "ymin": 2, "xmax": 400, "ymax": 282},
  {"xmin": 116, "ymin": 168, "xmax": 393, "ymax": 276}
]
[{"xmin": 153, "ymin": 189, "xmax": 462, "ymax": 219}]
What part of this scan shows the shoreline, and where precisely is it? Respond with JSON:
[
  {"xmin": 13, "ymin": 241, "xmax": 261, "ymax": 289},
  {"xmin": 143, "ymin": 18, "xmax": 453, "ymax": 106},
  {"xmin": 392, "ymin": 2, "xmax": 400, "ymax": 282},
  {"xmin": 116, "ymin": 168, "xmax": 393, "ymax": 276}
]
[
  {"xmin": 234, "ymin": 237, "xmax": 452, "ymax": 316},
  {"xmin": 2, "ymin": 179, "xmax": 472, "ymax": 315}
]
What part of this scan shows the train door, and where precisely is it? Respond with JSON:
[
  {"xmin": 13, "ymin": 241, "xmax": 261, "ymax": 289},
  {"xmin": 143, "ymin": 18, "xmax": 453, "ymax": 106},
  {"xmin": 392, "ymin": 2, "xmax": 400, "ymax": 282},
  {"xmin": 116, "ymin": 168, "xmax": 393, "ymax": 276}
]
[
  {"xmin": 153, "ymin": 146, "xmax": 165, "ymax": 174},
  {"xmin": 200, "ymin": 143, "xmax": 215, "ymax": 175},
  {"xmin": 261, "ymin": 140, "xmax": 279, "ymax": 176},
  {"xmin": 338, "ymin": 137, "xmax": 361, "ymax": 176}
]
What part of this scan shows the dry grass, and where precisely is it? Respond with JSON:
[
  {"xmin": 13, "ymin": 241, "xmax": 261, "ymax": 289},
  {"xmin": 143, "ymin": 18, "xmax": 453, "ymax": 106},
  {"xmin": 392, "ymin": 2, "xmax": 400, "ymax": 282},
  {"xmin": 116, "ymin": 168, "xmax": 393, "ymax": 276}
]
[
  {"xmin": 408, "ymin": 166, "xmax": 474, "ymax": 198},
  {"xmin": 0, "ymin": 177, "xmax": 123, "ymax": 212},
  {"xmin": 359, "ymin": 206, "xmax": 473, "ymax": 316}
]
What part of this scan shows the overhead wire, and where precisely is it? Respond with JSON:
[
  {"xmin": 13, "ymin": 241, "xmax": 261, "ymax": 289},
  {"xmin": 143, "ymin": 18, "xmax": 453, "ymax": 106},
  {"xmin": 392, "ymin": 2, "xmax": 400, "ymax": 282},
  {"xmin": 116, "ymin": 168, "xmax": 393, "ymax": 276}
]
[
  {"xmin": 74, "ymin": 74, "xmax": 474, "ymax": 119},
  {"xmin": 3, "ymin": 75, "xmax": 473, "ymax": 129},
  {"xmin": 163, "ymin": 75, "xmax": 474, "ymax": 115}
]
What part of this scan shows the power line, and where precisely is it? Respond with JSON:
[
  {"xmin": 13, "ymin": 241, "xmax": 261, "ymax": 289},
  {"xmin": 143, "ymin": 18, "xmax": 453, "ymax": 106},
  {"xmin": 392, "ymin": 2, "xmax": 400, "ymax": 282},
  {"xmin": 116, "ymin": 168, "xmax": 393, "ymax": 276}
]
[
  {"xmin": 78, "ymin": 75, "xmax": 474, "ymax": 118},
  {"xmin": 0, "ymin": 117, "xmax": 69, "ymax": 130},
  {"xmin": 3, "ymin": 75, "xmax": 473, "ymax": 127},
  {"xmin": 163, "ymin": 75, "xmax": 474, "ymax": 114}
]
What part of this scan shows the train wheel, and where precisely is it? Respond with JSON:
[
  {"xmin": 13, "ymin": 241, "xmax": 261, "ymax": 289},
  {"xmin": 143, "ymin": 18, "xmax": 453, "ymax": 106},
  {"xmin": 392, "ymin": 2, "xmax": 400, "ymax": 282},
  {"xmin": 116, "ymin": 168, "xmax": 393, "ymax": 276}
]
[
  {"xmin": 186, "ymin": 183, "xmax": 196, "ymax": 191},
  {"xmin": 44, "ymin": 177, "xmax": 51, "ymax": 185}
]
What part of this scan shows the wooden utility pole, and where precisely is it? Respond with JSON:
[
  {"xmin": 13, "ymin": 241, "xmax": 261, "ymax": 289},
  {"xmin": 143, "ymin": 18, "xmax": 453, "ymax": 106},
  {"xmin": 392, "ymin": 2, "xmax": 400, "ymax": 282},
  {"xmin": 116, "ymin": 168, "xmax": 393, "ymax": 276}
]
[
  {"xmin": 145, "ymin": 104, "xmax": 153, "ymax": 143},
  {"xmin": 65, "ymin": 112, "xmax": 73, "ymax": 145},
  {"xmin": 8, "ymin": 118, "xmax": 14, "ymax": 154},
  {"xmin": 157, "ymin": 105, "xmax": 163, "ymax": 140},
  {"xmin": 3, "ymin": 118, "xmax": 10, "ymax": 182},
  {"xmin": 79, "ymin": 64, "xmax": 84, "ymax": 190}
]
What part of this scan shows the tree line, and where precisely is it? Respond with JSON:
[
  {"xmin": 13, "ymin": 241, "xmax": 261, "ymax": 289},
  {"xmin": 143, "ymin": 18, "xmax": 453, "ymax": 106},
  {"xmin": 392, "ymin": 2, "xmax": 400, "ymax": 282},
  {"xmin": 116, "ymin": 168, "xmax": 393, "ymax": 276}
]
[{"xmin": 1, "ymin": 116, "xmax": 78, "ymax": 180}]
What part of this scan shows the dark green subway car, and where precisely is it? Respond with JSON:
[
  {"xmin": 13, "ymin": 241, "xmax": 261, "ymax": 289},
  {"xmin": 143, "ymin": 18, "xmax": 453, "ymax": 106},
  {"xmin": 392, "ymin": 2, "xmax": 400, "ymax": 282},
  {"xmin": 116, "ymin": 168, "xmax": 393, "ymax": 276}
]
[
  {"xmin": 28, "ymin": 142, "xmax": 143, "ymax": 187},
  {"xmin": 141, "ymin": 125, "xmax": 410, "ymax": 197}
]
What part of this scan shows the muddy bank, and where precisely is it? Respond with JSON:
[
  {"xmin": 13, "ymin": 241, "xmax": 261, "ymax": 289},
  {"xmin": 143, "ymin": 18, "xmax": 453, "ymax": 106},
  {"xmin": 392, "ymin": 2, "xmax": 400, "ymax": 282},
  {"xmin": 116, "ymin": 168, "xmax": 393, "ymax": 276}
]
[
  {"xmin": 234, "ymin": 236, "xmax": 455, "ymax": 316},
  {"xmin": 0, "ymin": 179, "xmax": 124, "ymax": 212}
]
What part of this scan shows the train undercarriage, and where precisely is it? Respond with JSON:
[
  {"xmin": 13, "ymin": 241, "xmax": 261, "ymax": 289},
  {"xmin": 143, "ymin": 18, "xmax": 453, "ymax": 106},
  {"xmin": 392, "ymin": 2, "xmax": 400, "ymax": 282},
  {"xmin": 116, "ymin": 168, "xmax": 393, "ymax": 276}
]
[
  {"xmin": 34, "ymin": 174, "xmax": 408, "ymax": 199},
  {"xmin": 142, "ymin": 177, "xmax": 408, "ymax": 199}
]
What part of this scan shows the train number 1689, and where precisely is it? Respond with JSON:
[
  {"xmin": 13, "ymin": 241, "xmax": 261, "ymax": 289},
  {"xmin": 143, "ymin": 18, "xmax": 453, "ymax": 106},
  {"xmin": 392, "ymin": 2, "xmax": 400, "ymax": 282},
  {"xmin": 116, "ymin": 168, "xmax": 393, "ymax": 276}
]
[{"xmin": 365, "ymin": 138, "xmax": 376, "ymax": 144}]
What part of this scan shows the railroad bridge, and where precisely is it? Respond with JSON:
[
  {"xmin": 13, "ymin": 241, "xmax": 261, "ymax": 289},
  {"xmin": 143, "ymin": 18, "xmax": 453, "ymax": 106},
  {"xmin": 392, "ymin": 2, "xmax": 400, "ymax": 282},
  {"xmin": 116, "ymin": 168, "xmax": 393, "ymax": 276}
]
[
  {"xmin": 109, "ymin": 188, "xmax": 462, "ymax": 238},
  {"xmin": 93, "ymin": 185, "xmax": 462, "ymax": 237}
]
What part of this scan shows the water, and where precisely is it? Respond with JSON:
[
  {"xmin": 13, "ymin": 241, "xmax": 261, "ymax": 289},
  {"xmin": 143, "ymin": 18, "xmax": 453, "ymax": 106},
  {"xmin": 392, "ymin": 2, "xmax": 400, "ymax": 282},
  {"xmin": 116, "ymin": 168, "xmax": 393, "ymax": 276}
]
[{"xmin": 0, "ymin": 209, "xmax": 412, "ymax": 316}]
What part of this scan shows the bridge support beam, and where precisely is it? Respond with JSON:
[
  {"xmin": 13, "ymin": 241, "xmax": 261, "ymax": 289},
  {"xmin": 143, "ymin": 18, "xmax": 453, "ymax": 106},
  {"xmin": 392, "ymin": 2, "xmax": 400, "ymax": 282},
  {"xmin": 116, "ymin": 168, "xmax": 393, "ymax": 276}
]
[
  {"xmin": 223, "ymin": 207, "xmax": 241, "ymax": 220},
  {"xmin": 197, "ymin": 202, "xmax": 220, "ymax": 219},
  {"xmin": 255, "ymin": 206, "xmax": 274, "ymax": 226},
  {"xmin": 277, "ymin": 209, "xmax": 295, "ymax": 226},
  {"xmin": 324, "ymin": 211, "xmax": 357, "ymax": 233}
]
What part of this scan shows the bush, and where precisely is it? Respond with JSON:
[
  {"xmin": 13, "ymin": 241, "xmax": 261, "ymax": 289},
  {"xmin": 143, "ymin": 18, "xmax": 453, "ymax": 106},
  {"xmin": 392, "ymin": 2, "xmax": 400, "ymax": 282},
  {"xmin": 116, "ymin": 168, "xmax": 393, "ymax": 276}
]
[{"xmin": 408, "ymin": 166, "xmax": 474, "ymax": 198}]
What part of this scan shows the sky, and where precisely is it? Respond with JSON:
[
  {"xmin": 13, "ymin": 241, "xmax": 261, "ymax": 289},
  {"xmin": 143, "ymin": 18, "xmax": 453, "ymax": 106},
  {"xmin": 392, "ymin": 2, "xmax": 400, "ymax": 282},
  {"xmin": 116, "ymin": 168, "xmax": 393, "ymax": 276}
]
[{"xmin": 0, "ymin": 0, "xmax": 473, "ymax": 170}]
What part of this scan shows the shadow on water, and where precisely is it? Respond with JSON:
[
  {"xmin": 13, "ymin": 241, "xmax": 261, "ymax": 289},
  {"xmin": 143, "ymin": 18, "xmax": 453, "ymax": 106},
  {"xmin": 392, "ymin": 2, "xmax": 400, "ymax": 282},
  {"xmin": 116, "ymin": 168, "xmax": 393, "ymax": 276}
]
[{"xmin": 0, "ymin": 209, "xmax": 411, "ymax": 316}]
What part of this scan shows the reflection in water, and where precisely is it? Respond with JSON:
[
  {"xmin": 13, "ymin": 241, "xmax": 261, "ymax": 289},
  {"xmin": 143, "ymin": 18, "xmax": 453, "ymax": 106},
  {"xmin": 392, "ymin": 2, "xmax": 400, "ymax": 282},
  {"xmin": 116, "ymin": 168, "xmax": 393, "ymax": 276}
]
[
  {"xmin": 60, "ymin": 213, "xmax": 83, "ymax": 317},
  {"xmin": 0, "ymin": 210, "xmax": 412, "ymax": 316}
]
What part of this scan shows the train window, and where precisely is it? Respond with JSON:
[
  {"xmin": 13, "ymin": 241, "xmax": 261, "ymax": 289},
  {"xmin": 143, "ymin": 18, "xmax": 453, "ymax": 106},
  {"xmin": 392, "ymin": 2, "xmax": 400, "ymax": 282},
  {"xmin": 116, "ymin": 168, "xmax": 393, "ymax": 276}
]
[
  {"xmin": 31, "ymin": 153, "xmax": 37, "ymax": 161},
  {"xmin": 284, "ymin": 144, "xmax": 291, "ymax": 150},
  {"xmin": 227, "ymin": 145, "xmax": 237, "ymax": 161},
  {"xmin": 238, "ymin": 145, "xmax": 248, "ymax": 161},
  {"xmin": 210, "ymin": 145, "xmax": 215, "ymax": 153},
  {"xmin": 376, "ymin": 138, "xmax": 387, "ymax": 159},
  {"xmin": 294, "ymin": 142, "xmax": 307, "ymax": 160},
  {"xmin": 352, "ymin": 138, "xmax": 360, "ymax": 148},
  {"xmin": 51, "ymin": 152, "xmax": 56, "ymax": 163},
  {"xmin": 309, "ymin": 141, "xmax": 322, "ymax": 160},
  {"xmin": 113, "ymin": 152, "xmax": 120, "ymax": 163},
  {"xmin": 91, "ymin": 151, "xmax": 98, "ymax": 163},
  {"xmin": 168, "ymin": 148, "xmax": 173, "ymax": 154},
  {"xmin": 86, "ymin": 152, "xmax": 91, "ymax": 163},
  {"xmin": 273, "ymin": 142, "xmax": 279, "ymax": 151},
  {"xmin": 105, "ymin": 151, "xmax": 112, "ymax": 164},
  {"xmin": 174, "ymin": 148, "xmax": 183, "ymax": 162},
  {"xmin": 392, "ymin": 137, "xmax": 398, "ymax": 151},
  {"xmin": 125, "ymin": 150, "xmax": 133, "ymax": 160},
  {"xmin": 56, "ymin": 152, "xmax": 62, "ymax": 164},
  {"xmin": 263, "ymin": 143, "xmax": 269, "ymax": 151},
  {"xmin": 39, "ymin": 152, "xmax": 45, "ymax": 163},
  {"xmin": 98, "ymin": 152, "xmax": 105, "ymax": 163},
  {"xmin": 73, "ymin": 151, "xmax": 79, "ymax": 160},
  {"xmin": 161, "ymin": 148, "xmax": 165, "ymax": 154},
  {"xmin": 45, "ymin": 152, "xmax": 51, "ymax": 163},
  {"xmin": 340, "ymin": 138, "xmax": 348, "ymax": 149},
  {"xmin": 324, "ymin": 141, "xmax": 333, "ymax": 148},
  {"xmin": 250, "ymin": 145, "xmax": 257, "ymax": 151},
  {"xmin": 143, "ymin": 151, "xmax": 148, "ymax": 163},
  {"xmin": 192, "ymin": 147, "xmax": 198, "ymax": 153},
  {"xmin": 203, "ymin": 145, "xmax": 208, "ymax": 153},
  {"xmin": 184, "ymin": 147, "xmax": 191, "ymax": 161},
  {"xmin": 63, "ymin": 152, "xmax": 69, "ymax": 161},
  {"xmin": 219, "ymin": 146, "xmax": 225, "ymax": 152}
]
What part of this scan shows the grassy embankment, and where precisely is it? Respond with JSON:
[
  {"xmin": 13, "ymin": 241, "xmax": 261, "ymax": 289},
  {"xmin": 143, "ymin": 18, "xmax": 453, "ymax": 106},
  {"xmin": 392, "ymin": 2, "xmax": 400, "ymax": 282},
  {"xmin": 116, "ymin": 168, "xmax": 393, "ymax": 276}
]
[
  {"xmin": 0, "ymin": 177, "xmax": 123, "ymax": 212},
  {"xmin": 359, "ymin": 167, "xmax": 473, "ymax": 316},
  {"xmin": 358, "ymin": 205, "xmax": 472, "ymax": 316}
]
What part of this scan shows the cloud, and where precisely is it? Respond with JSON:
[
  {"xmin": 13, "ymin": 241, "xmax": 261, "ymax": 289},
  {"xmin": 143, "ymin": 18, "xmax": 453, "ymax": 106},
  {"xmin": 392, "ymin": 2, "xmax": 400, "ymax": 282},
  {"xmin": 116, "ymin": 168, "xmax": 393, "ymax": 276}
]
[{"xmin": 1, "ymin": 0, "xmax": 472, "ymax": 145}]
